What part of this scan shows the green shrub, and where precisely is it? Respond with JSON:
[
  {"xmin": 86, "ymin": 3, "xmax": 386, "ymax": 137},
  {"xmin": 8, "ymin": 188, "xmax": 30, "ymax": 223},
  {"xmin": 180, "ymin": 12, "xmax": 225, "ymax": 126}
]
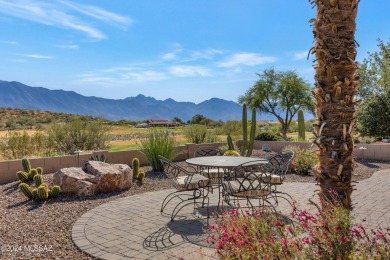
[
  {"xmin": 138, "ymin": 129, "xmax": 178, "ymax": 172},
  {"xmin": 255, "ymin": 131, "xmax": 278, "ymax": 141},
  {"xmin": 183, "ymin": 124, "xmax": 219, "ymax": 144},
  {"xmin": 47, "ymin": 120, "xmax": 111, "ymax": 154},
  {"xmin": 283, "ymin": 146, "xmax": 317, "ymax": 175}
]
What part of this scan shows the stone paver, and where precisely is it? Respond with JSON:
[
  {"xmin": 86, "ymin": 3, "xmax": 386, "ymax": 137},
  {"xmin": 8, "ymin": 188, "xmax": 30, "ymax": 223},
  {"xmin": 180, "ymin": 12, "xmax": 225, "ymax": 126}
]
[{"xmin": 72, "ymin": 170, "xmax": 390, "ymax": 259}]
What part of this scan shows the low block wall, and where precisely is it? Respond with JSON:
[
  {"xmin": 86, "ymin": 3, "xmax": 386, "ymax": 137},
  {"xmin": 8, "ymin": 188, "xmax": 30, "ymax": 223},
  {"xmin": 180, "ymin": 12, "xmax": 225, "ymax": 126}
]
[
  {"xmin": 0, "ymin": 143, "xmax": 224, "ymax": 185},
  {"xmin": 1, "ymin": 141, "xmax": 388, "ymax": 185}
]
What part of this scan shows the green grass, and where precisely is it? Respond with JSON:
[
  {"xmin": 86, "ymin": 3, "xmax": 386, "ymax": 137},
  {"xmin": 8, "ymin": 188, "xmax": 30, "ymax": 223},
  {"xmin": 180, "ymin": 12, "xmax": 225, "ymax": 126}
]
[{"xmin": 108, "ymin": 145, "xmax": 139, "ymax": 152}]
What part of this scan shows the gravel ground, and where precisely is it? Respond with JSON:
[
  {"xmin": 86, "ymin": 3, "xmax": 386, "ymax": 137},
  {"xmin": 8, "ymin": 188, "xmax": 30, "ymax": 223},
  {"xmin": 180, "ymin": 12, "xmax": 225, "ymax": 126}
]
[{"xmin": 1, "ymin": 157, "xmax": 389, "ymax": 259}]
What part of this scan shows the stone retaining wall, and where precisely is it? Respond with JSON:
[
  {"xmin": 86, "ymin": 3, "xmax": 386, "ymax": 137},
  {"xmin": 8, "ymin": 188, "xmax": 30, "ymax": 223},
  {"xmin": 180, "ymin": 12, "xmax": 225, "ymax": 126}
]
[{"xmin": 1, "ymin": 141, "xmax": 388, "ymax": 184}]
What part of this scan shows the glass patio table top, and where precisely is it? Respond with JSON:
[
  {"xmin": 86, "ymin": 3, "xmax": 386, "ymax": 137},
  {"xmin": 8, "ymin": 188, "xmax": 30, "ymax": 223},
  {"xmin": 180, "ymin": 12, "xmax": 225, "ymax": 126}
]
[{"xmin": 186, "ymin": 156, "xmax": 268, "ymax": 168}]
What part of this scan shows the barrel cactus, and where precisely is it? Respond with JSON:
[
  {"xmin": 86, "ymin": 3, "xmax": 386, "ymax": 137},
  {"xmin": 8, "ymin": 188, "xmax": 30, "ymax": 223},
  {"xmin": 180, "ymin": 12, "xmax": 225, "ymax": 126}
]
[
  {"xmin": 37, "ymin": 186, "xmax": 49, "ymax": 200},
  {"xmin": 137, "ymin": 169, "xmax": 145, "ymax": 183},
  {"xmin": 31, "ymin": 188, "xmax": 38, "ymax": 198},
  {"xmin": 36, "ymin": 167, "xmax": 43, "ymax": 175},
  {"xmin": 49, "ymin": 186, "xmax": 61, "ymax": 198},
  {"xmin": 22, "ymin": 158, "xmax": 31, "ymax": 173},
  {"xmin": 29, "ymin": 169, "xmax": 39, "ymax": 180},
  {"xmin": 224, "ymin": 150, "xmax": 240, "ymax": 156},
  {"xmin": 16, "ymin": 171, "xmax": 29, "ymax": 183},
  {"xmin": 19, "ymin": 183, "xmax": 35, "ymax": 199},
  {"xmin": 33, "ymin": 174, "xmax": 43, "ymax": 187},
  {"xmin": 132, "ymin": 158, "xmax": 140, "ymax": 179}
]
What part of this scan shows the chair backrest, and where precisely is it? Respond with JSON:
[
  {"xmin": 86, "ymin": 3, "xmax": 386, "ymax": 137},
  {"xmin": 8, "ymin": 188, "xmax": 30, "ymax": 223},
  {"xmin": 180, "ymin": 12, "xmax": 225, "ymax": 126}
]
[
  {"xmin": 194, "ymin": 146, "xmax": 224, "ymax": 157},
  {"xmin": 225, "ymin": 161, "xmax": 272, "ymax": 196},
  {"xmin": 264, "ymin": 151, "xmax": 294, "ymax": 178},
  {"xmin": 158, "ymin": 155, "xmax": 186, "ymax": 178}
]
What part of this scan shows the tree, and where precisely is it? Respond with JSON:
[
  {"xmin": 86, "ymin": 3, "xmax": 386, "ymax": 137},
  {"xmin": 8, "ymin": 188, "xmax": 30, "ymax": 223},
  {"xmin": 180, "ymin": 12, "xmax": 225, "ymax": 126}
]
[
  {"xmin": 172, "ymin": 117, "xmax": 184, "ymax": 125},
  {"xmin": 358, "ymin": 38, "xmax": 390, "ymax": 100},
  {"xmin": 238, "ymin": 69, "xmax": 312, "ymax": 139},
  {"xmin": 356, "ymin": 90, "xmax": 390, "ymax": 138},
  {"xmin": 190, "ymin": 114, "xmax": 207, "ymax": 125},
  {"xmin": 310, "ymin": 0, "xmax": 359, "ymax": 210}
]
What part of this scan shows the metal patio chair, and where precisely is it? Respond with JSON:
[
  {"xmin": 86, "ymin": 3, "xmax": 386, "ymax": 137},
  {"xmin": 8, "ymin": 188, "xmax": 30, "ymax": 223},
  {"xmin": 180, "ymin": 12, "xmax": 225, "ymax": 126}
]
[
  {"xmin": 245, "ymin": 151, "xmax": 295, "ymax": 207},
  {"xmin": 158, "ymin": 155, "xmax": 210, "ymax": 221},
  {"xmin": 221, "ymin": 161, "xmax": 274, "ymax": 211},
  {"xmin": 194, "ymin": 146, "xmax": 224, "ymax": 185}
]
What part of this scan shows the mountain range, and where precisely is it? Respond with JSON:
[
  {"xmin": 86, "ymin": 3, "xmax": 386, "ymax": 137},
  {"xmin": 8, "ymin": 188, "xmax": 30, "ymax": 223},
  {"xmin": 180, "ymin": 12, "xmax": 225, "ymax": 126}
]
[{"xmin": 0, "ymin": 80, "xmax": 256, "ymax": 121}]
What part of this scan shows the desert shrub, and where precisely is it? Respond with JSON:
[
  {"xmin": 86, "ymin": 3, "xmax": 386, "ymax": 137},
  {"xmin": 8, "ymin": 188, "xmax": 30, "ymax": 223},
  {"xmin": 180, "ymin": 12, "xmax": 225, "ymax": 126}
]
[
  {"xmin": 0, "ymin": 131, "xmax": 53, "ymax": 159},
  {"xmin": 47, "ymin": 120, "xmax": 111, "ymax": 154},
  {"xmin": 183, "ymin": 124, "xmax": 219, "ymax": 144},
  {"xmin": 211, "ymin": 191, "xmax": 389, "ymax": 259},
  {"xmin": 138, "ymin": 129, "xmax": 178, "ymax": 172},
  {"xmin": 255, "ymin": 131, "xmax": 278, "ymax": 141},
  {"xmin": 282, "ymin": 145, "xmax": 317, "ymax": 175},
  {"xmin": 361, "ymin": 136, "xmax": 376, "ymax": 144}
]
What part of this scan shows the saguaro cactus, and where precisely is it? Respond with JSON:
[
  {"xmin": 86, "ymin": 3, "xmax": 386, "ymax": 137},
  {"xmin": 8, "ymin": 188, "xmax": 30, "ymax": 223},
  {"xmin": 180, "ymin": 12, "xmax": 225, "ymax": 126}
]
[
  {"xmin": 240, "ymin": 104, "xmax": 257, "ymax": 157},
  {"xmin": 298, "ymin": 110, "xmax": 306, "ymax": 141}
]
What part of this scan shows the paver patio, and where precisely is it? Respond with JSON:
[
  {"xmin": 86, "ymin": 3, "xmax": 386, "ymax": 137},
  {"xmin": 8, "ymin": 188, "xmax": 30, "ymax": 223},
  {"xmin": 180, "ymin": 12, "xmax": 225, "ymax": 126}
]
[{"xmin": 72, "ymin": 169, "xmax": 390, "ymax": 260}]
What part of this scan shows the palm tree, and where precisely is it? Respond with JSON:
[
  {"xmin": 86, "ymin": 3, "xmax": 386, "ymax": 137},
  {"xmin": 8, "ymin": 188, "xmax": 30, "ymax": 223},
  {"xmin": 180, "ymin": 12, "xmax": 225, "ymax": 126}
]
[{"xmin": 310, "ymin": 0, "xmax": 359, "ymax": 209}]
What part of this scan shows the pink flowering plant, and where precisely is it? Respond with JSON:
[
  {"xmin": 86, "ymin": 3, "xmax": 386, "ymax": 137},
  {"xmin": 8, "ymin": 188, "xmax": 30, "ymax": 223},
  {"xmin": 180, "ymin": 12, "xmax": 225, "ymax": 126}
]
[{"xmin": 209, "ymin": 191, "xmax": 389, "ymax": 259}]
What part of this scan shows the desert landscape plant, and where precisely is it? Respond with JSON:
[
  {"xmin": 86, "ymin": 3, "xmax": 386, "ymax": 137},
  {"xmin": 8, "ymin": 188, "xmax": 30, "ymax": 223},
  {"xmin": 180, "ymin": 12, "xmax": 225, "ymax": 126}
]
[
  {"xmin": 210, "ymin": 192, "xmax": 389, "ymax": 259},
  {"xmin": 138, "ymin": 129, "xmax": 178, "ymax": 172}
]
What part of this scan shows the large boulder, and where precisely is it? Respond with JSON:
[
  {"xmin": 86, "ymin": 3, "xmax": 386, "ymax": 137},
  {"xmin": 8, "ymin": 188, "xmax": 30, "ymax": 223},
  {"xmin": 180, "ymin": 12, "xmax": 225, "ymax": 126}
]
[{"xmin": 53, "ymin": 161, "xmax": 132, "ymax": 196}]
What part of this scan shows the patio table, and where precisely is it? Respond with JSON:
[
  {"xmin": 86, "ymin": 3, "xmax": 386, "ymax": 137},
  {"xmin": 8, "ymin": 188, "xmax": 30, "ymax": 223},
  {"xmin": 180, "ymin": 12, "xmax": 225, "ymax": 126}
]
[{"xmin": 186, "ymin": 156, "xmax": 268, "ymax": 209}]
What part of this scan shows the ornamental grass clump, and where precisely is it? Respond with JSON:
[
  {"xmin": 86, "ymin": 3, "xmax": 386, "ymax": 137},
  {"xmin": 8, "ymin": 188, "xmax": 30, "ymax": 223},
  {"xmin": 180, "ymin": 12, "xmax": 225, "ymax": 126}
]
[
  {"xmin": 210, "ymin": 190, "xmax": 389, "ymax": 259},
  {"xmin": 138, "ymin": 129, "xmax": 178, "ymax": 172}
]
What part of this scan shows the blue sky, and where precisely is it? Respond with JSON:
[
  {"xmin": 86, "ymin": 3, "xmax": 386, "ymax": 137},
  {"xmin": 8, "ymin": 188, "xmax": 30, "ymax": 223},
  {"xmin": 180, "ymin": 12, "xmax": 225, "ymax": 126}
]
[{"xmin": 0, "ymin": 0, "xmax": 389, "ymax": 103}]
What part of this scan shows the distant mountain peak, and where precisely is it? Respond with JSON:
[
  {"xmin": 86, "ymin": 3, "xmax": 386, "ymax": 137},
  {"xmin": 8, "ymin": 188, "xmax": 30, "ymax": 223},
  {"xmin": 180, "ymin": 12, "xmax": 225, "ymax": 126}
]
[{"xmin": 0, "ymin": 80, "xmax": 250, "ymax": 121}]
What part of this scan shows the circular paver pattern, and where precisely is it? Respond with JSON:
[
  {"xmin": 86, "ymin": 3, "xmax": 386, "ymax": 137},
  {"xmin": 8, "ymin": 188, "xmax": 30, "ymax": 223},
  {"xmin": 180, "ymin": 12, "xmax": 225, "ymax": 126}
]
[{"xmin": 72, "ymin": 170, "xmax": 390, "ymax": 259}]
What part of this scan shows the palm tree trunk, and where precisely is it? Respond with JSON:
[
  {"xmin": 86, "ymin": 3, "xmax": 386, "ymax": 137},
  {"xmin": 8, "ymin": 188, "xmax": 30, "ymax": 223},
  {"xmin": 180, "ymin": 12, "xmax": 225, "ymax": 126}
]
[{"xmin": 311, "ymin": 0, "xmax": 359, "ymax": 209}]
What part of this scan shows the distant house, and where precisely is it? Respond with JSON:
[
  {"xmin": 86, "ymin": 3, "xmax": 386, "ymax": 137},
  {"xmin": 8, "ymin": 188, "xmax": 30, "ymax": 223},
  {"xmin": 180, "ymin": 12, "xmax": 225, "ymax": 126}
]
[
  {"xmin": 146, "ymin": 119, "xmax": 181, "ymax": 127},
  {"xmin": 135, "ymin": 123, "xmax": 150, "ymax": 128}
]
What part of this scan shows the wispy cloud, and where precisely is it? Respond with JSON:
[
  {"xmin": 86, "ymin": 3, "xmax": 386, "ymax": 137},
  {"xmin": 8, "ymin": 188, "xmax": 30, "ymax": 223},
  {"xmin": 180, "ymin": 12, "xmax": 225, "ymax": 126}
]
[
  {"xmin": 190, "ymin": 48, "xmax": 223, "ymax": 60},
  {"xmin": 18, "ymin": 53, "xmax": 53, "ymax": 59},
  {"xmin": 162, "ymin": 52, "xmax": 178, "ymax": 61},
  {"xmin": 0, "ymin": 40, "xmax": 18, "ymax": 45},
  {"xmin": 217, "ymin": 52, "xmax": 276, "ymax": 67},
  {"xmin": 58, "ymin": 0, "xmax": 131, "ymax": 29},
  {"xmin": 169, "ymin": 66, "xmax": 211, "ymax": 77},
  {"xmin": 293, "ymin": 51, "xmax": 308, "ymax": 60},
  {"xmin": 0, "ymin": 0, "xmax": 132, "ymax": 40},
  {"xmin": 161, "ymin": 43, "xmax": 183, "ymax": 61},
  {"xmin": 123, "ymin": 71, "xmax": 168, "ymax": 82},
  {"xmin": 56, "ymin": 44, "xmax": 79, "ymax": 49}
]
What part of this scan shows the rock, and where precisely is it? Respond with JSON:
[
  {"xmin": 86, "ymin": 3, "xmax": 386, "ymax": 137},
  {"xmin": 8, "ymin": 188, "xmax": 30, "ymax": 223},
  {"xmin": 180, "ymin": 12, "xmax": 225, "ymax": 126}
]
[
  {"xmin": 53, "ymin": 168, "xmax": 97, "ymax": 195},
  {"xmin": 53, "ymin": 162, "xmax": 132, "ymax": 196},
  {"xmin": 262, "ymin": 144, "xmax": 272, "ymax": 152},
  {"xmin": 83, "ymin": 161, "xmax": 132, "ymax": 193}
]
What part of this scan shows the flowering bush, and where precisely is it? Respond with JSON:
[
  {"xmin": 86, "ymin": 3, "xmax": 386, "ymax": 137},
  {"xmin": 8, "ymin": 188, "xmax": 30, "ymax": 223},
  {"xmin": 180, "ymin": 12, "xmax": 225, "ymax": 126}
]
[
  {"xmin": 210, "ymin": 191, "xmax": 389, "ymax": 259},
  {"xmin": 282, "ymin": 145, "xmax": 317, "ymax": 175}
]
